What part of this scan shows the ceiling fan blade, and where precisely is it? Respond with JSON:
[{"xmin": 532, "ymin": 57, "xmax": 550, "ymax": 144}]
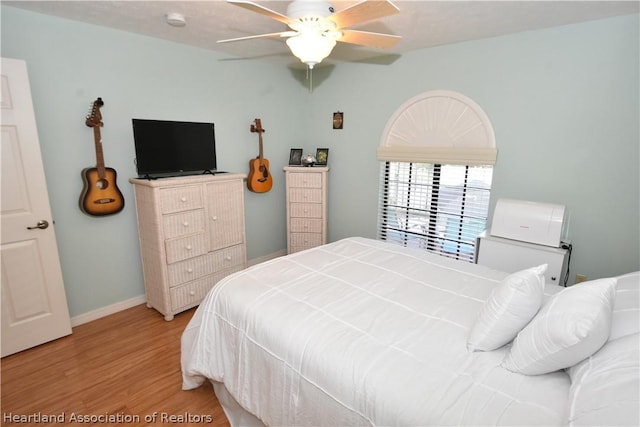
[
  {"xmin": 331, "ymin": 0, "xmax": 399, "ymax": 29},
  {"xmin": 226, "ymin": 0, "xmax": 290, "ymax": 25},
  {"xmin": 218, "ymin": 31, "xmax": 296, "ymax": 44},
  {"xmin": 338, "ymin": 29, "xmax": 401, "ymax": 49}
]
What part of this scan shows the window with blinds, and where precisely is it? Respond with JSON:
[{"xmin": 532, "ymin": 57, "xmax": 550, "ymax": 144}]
[{"xmin": 378, "ymin": 162, "xmax": 493, "ymax": 262}]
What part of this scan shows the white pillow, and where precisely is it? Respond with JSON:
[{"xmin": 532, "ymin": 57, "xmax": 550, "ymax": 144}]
[
  {"xmin": 501, "ymin": 277, "xmax": 617, "ymax": 375},
  {"xmin": 609, "ymin": 271, "xmax": 640, "ymax": 342},
  {"xmin": 467, "ymin": 264, "xmax": 547, "ymax": 352},
  {"xmin": 566, "ymin": 333, "xmax": 639, "ymax": 426}
]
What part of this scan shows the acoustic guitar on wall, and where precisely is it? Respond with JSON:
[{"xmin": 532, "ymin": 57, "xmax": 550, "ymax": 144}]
[
  {"xmin": 79, "ymin": 97, "xmax": 125, "ymax": 216},
  {"xmin": 247, "ymin": 118, "xmax": 273, "ymax": 193}
]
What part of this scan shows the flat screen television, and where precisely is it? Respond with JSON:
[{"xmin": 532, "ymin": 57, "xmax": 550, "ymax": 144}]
[{"xmin": 132, "ymin": 119, "xmax": 217, "ymax": 178}]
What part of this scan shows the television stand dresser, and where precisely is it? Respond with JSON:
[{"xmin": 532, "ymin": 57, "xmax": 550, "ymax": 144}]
[{"xmin": 130, "ymin": 174, "xmax": 247, "ymax": 320}]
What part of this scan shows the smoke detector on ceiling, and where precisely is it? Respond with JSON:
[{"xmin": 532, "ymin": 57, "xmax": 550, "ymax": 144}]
[{"xmin": 166, "ymin": 13, "xmax": 186, "ymax": 27}]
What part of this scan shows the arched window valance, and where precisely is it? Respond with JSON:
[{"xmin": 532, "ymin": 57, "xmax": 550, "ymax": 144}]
[{"xmin": 377, "ymin": 90, "xmax": 497, "ymax": 165}]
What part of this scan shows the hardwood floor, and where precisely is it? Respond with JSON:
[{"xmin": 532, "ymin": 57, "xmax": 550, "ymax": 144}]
[{"xmin": 1, "ymin": 304, "xmax": 230, "ymax": 426}]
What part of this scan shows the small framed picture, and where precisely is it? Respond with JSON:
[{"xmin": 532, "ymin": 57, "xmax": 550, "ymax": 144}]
[
  {"xmin": 333, "ymin": 112, "xmax": 343, "ymax": 129},
  {"xmin": 289, "ymin": 148, "xmax": 303, "ymax": 165},
  {"xmin": 316, "ymin": 148, "xmax": 329, "ymax": 166}
]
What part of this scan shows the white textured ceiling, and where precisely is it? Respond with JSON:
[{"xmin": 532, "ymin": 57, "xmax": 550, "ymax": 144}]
[{"xmin": 5, "ymin": 1, "xmax": 639, "ymax": 68}]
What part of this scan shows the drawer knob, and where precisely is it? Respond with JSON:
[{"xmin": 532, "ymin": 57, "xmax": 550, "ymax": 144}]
[
  {"xmin": 225, "ymin": 256, "xmax": 232, "ymax": 261},
  {"xmin": 189, "ymin": 290, "xmax": 196, "ymax": 296},
  {"xmin": 181, "ymin": 197, "xmax": 187, "ymax": 202},
  {"xmin": 183, "ymin": 221, "xmax": 189, "ymax": 227},
  {"xmin": 186, "ymin": 245, "xmax": 192, "ymax": 251},
  {"xmin": 187, "ymin": 268, "xmax": 193, "ymax": 273},
  {"xmin": 212, "ymin": 216, "xmax": 218, "ymax": 221}
]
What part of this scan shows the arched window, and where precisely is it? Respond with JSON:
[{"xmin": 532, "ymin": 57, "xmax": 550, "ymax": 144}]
[{"xmin": 377, "ymin": 90, "xmax": 497, "ymax": 262}]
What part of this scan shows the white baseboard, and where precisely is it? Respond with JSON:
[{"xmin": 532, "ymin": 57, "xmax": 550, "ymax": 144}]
[
  {"xmin": 70, "ymin": 295, "xmax": 147, "ymax": 327},
  {"xmin": 70, "ymin": 250, "xmax": 287, "ymax": 327}
]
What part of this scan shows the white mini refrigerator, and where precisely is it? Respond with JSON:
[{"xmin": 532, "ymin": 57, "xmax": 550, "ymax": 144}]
[
  {"xmin": 476, "ymin": 230, "xmax": 569, "ymax": 285},
  {"xmin": 475, "ymin": 199, "xmax": 570, "ymax": 286}
]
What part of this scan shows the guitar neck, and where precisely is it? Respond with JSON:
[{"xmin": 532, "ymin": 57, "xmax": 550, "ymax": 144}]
[
  {"xmin": 258, "ymin": 132, "xmax": 264, "ymax": 164},
  {"xmin": 93, "ymin": 126, "xmax": 106, "ymax": 177}
]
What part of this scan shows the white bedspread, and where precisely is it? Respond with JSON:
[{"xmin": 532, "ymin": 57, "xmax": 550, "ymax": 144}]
[{"xmin": 182, "ymin": 237, "xmax": 570, "ymax": 426}]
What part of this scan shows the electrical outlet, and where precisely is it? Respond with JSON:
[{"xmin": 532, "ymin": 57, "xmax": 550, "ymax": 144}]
[{"xmin": 576, "ymin": 274, "xmax": 588, "ymax": 284}]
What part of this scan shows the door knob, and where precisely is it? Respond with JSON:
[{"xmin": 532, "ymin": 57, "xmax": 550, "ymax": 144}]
[{"xmin": 27, "ymin": 220, "xmax": 49, "ymax": 230}]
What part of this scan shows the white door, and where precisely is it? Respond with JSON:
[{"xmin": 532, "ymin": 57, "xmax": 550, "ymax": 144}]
[{"xmin": 1, "ymin": 57, "xmax": 72, "ymax": 357}]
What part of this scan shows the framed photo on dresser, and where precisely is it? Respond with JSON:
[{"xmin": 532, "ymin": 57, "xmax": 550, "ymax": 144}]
[
  {"xmin": 289, "ymin": 148, "xmax": 303, "ymax": 165},
  {"xmin": 315, "ymin": 148, "xmax": 329, "ymax": 166}
]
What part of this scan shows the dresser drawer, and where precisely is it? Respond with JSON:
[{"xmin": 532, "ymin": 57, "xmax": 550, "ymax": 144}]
[
  {"xmin": 160, "ymin": 185, "xmax": 203, "ymax": 213},
  {"xmin": 165, "ymin": 233, "xmax": 207, "ymax": 264},
  {"xmin": 170, "ymin": 276, "xmax": 214, "ymax": 312},
  {"xmin": 289, "ymin": 188, "xmax": 322, "ymax": 203},
  {"xmin": 288, "ymin": 172, "xmax": 322, "ymax": 188},
  {"xmin": 167, "ymin": 256, "xmax": 202, "ymax": 287},
  {"xmin": 290, "ymin": 203, "xmax": 322, "ymax": 218},
  {"xmin": 290, "ymin": 232, "xmax": 322, "ymax": 248},
  {"xmin": 211, "ymin": 244, "xmax": 246, "ymax": 271},
  {"xmin": 290, "ymin": 218, "xmax": 323, "ymax": 233},
  {"xmin": 170, "ymin": 265, "xmax": 246, "ymax": 311},
  {"xmin": 167, "ymin": 244, "xmax": 246, "ymax": 287},
  {"xmin": 163, "ymin": 209, "xmax": 206, "ymax": 239}
]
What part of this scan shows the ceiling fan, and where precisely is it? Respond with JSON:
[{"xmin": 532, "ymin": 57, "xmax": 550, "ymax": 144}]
[{"xmin": 218, "ymin": 0, "xmax": 401, "ymax": 70}]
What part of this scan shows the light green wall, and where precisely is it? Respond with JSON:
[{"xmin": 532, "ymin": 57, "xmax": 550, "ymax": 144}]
[
  {"xmin": 307, "ymin": 14, "xmax": 639, "ymax": 284},
  {"xmin": 1, "ymin": 6, "xmax": 307, "ymax": 316},
  {"xmin": 2, "ymin": 6, "xmax": 638, "ymax": 318}
]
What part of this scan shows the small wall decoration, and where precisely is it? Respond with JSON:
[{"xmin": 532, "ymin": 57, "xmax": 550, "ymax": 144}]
[
  {"xmin": 316, "ymin": 148, "xmax": 329, "ymax": 166},
  {"xmin": 332, "ymin": 112, "xmax": 343, "ymax": 129},
  {"xmin": 289, "ymin": 148, "xmax": 303, "ymax": 165}
]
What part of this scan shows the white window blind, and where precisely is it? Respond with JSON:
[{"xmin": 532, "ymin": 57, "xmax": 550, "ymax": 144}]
[
  {"xmin": 378, "ymin": 162, "xmax": 493, "ymax": 262},
  {"xmin": 377, "ymin": 91, "xmax": 497, "ymax": 260}
]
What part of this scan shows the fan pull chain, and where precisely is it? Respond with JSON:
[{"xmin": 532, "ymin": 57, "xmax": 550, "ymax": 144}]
[{"xmin": 304, "ymin": 66, "xmax": 314, "ymax": 92}]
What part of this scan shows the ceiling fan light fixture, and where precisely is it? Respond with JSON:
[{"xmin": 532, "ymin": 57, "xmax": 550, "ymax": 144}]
[
  {"xmin": 286, "ymin": 31, "xmax": 336, "ymax": 69},
  {"xmin": 288, "ymin": 15, "xmax": 336, "ymax": 33},
  {"xmin": 286, "ymin": 0, "xmax": 334, "ymax": 20}
]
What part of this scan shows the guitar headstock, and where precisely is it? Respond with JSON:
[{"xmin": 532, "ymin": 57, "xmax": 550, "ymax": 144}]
[
  {"xmin": 85, "ymin": 97, "xmax": 104, "ymax": 128},
  {"xmin": 250, "ymin": 118, "xmax": 265, "ymax": 134}
]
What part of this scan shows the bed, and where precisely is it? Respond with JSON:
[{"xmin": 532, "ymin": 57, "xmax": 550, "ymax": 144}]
[{"xmin": 181, "ymin": 237, "xmax": 639, "ymax": 426}]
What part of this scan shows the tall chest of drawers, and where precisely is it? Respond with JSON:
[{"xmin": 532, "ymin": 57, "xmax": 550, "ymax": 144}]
[
  {"xmin": 130, "ymin": 174, "xmax": 247, "ymax": 320},
  {"xmin": 284, "ymin": 166, "xmax": 329, "ymax": 254}
]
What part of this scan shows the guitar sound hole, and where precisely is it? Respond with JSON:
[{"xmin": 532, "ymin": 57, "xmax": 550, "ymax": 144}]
[{"xmin": 95, "ymin": 179, "xmax": 109, "ymax": 190}]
